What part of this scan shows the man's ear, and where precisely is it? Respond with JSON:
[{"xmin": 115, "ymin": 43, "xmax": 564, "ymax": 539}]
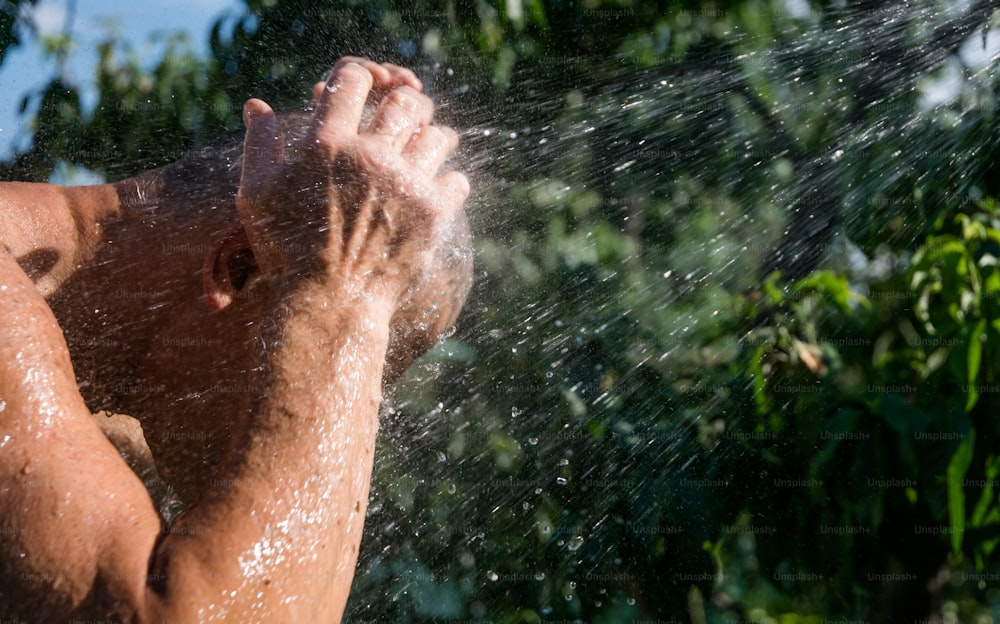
[{"xmin": 202, "ymin": 221, "xmax": 259, "ymax": 311}]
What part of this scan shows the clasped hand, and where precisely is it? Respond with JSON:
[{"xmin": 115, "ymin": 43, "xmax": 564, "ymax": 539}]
[{"xmin": 235, "ymin": 57, "xmax": 470, "ymax": 305}]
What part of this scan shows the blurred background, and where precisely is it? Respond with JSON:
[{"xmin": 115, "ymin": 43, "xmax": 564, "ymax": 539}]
[{"xmin": 3, "ymin": 0, "xmax": 1000, "ymax": 622}]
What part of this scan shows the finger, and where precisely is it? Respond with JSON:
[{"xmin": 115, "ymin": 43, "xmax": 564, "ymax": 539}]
[
  {"xmin": 312, "ymin": 62, "xmax": 374, "ymax": 146},
  {"xmin": 237, "ymin": 98, "xmax": 284, "ymax": 207},
  {"xmin": 311, "ymin": 80, "xmax": 326, "ymax": 103},
  {"xmin": 436, "ymin": 170, "xmax": 471, "ymax": 217},
  {"xmin": 333, "ymin": 56, "xmax": 422, "ymax": 93},
  {"xmin": 367, "ymin": 86, "xmax": 433, "ymax": 151},
  {"xmin": 378, "ymin": 62, "xmax": 422, "ymax": 92},
  {"xmin": 403, "ymin": 125, "xmax": 459, "ymax": 176}
]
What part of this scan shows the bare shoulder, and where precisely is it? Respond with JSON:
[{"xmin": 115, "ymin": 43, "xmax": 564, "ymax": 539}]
[{"xmin": 0, "ymin": 182, "xmax": 121, "ymax": 296}]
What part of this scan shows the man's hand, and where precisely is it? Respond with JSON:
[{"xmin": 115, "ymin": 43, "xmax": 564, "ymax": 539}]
[{"xmin": 236, "ymin": 60, "xmax": 470, "ymax": 305}]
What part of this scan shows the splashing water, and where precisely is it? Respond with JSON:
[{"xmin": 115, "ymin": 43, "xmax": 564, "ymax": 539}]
[{"xmin": 352, "ymin": 1, "xmax": 1000, "ymax": 622}]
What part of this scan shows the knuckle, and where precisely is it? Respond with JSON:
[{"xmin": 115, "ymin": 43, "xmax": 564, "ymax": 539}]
[
  {"xmin": 355, "ymin": 137, "xmax": 397, "ymax": 169},
  {"xmin": 308, "ymin": 126, "xmax": 340, "ymax": 158},
  {"xmin": 439, "ymin": 126, "xmax": 460, "ymax": 149},
  {"xmin": 445, "ymin": 172, "xmax": 471, "ymax": 199},
  {"xmin": 384, "ymin": 87, "xmax": 418, "ymax": 109},
  {"xmin": 335, "ymin": 62, "xmax": 374, "ymax": 90},
  {"xmin": 417, "ymin": 125, "xmax": 446, "ymax": 143},
  {"xmin": 385, "ymin": 87, "xmax": 432, "ymax": 115}
]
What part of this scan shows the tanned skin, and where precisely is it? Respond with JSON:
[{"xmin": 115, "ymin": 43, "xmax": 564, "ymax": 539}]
[{"xmin": 0, "ymin": 57, "xmax": 472, "ymax": 622}]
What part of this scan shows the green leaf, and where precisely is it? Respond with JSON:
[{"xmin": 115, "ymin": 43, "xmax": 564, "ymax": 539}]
[
  {"xmin": 965, "ymin": 319, "xmax": 987, "ymax": 412},
  {"xmin": 762, "ymin": 272, "xmax": 785, "ymax": 306},
  {"xmin": 947, "ymin": 431, "xmax": 976, "ymax": 555},
  {"xmin": 791, "ymin": 270, "xmax": 866, "ymax": 313},
  {"xmin": 875, "ymin": 394, "xmax": 929, "ymax": 435},
  {"xmin": 970, "ymin": 455, "xmax": 1000, "ymax": 528}
]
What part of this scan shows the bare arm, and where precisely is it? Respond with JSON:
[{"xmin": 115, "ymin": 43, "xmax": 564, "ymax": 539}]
[
  {"xmin": 144, "ymin": 282, "xmax": 391, "ymax": 621},
  {"xmin": 0, "ymin": 59, "xmax": 467, "ymax": 622},
  {"xmin": 0, "ymin": 182, "xmax": 120, "ymax": 295}
]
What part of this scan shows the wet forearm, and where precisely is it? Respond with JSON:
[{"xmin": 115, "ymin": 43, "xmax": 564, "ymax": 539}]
[{"xmin": 145, "ymin": 279, "xmax": 389, "ymax": 622}]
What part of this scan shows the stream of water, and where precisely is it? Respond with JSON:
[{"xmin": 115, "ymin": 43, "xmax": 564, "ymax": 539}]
[{"xmin": 348, "ymin": 1, "xmax": 1000, "ymax": 621}]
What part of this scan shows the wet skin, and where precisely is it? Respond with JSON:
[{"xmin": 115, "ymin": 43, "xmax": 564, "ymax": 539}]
[{"xmin": 0, "ymin": 58, "xmax": 472, "ymax": 622}]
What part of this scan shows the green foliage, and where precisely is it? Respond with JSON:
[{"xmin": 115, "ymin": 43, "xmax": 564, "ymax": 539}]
[
  {"xmin": 721, "ymin": 197, "xmax": 1000, "ymax": 619},
  {"xmin": 909, "ymin": 202, "xmax": 1000, "ymax": 573},
  {"xmin": 911, "ymin": 203, "xmax": 1000, "ymax": 411}
]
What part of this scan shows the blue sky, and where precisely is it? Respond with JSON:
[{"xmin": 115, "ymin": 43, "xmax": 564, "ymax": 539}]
[{"xmin": 0, "ymin": 0, "xmax": 243, "ymax": 162}]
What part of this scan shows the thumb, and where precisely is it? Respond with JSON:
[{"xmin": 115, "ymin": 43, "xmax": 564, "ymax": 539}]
[
  {"xmin": 236, "ymin": 98, "xmax": 286, "ymax": 275},
  {"xmin": 237, "ymin": 98, "xmax": 284, "ymax": 208}
]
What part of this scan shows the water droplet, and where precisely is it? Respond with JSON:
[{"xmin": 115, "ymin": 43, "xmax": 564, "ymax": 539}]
[
  {"xmin": 528, "ymin": 437, "xmax": 538, "ymax": 445},
  {"xmin": 487, "ymin": 570, "xmax": 498, "ymax": 581},
  {"xmin": 568, "ymin": 536, "xmax": 584, "ymax": 551},
  {"xmin": 448, "ymin": 483, "xmax": 456, "ymax": 494},
  {"xmin": 535, "ymin": 572, "xmax": 545, "ymax": 580},
  {"xmin": 556, "ymin": 477, "xmax": 567, "ymax": 485},
  {"xmin": 511, "ymin": 406, "xmax": 522, "ymax": 418}
]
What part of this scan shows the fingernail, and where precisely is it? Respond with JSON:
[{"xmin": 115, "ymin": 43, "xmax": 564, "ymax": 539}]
[{"xmin": 243, "ymin": 104, "xmax": 257, "ymax": 126}]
